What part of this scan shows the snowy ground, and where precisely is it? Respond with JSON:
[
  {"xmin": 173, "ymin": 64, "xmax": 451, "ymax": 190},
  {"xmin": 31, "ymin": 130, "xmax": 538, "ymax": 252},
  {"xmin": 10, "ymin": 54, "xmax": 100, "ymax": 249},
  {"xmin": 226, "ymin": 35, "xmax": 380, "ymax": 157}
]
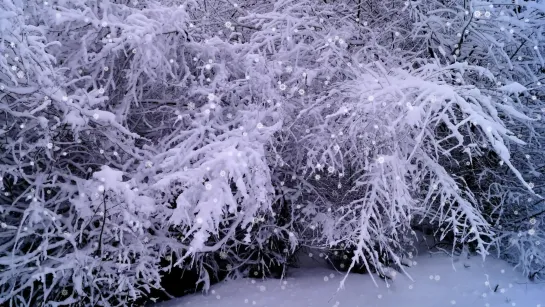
[{"xmin": 154, "ymin": 251, "xmax": 544, "ymax": 307}]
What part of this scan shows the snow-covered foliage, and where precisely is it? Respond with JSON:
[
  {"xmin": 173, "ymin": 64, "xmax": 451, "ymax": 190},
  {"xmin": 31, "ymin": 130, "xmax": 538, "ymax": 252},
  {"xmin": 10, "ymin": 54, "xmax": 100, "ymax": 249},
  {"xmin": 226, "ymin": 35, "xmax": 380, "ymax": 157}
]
[
  {"xmin": 405, "ymin": 0, "xmax": 545, "ymax": 278},
  {"xmin": 1, "ymin": 0, "xmax": 544, "ymax": 305}
]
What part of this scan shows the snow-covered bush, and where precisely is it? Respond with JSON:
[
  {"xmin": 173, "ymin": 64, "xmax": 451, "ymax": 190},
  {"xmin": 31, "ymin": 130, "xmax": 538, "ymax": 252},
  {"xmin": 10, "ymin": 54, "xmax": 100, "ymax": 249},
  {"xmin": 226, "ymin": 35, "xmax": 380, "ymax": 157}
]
[
  {"xmin": 0, "ymin": 0, "xmax": 282, "ymax": 304},
  {"xmin": 406, "ymin": 0, "xmax": 545, "ymax": 278},
  {"xmin": 0, "ymin": 0, "xmax": 164, "ymax": 304},
  {"xmin": 239, "ymin": 0, "xmax": 544, "ymax": 282},
  {"xmin": 1, "ymin": 0, "xmax": 545, "ymax": 304}
]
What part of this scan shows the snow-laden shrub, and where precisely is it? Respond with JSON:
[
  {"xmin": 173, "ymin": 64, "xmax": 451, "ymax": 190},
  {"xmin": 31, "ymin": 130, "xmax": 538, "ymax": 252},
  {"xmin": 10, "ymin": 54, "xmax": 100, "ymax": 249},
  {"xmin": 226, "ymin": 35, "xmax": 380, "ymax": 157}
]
[
  {"xmin": 283, "ymin": 61, "xmax": 531, "ymax": 282},
  {"xmin": 406, "ymin": 0, "xmax": 545, "ymax": 278},
  {"xmin": 236, "ymin": 0, "xmax": 543, "ymax": 283},
  {"xmin": 1, "ymin": 0, "xmax": 545, "ymax": 304},
  {"xmin": 0, "ymin": 0, "xmax": 282, "ymax": 304},
  {"xmin": 0, "ymin": 0, "xmax": 163, "ymax": 303}
]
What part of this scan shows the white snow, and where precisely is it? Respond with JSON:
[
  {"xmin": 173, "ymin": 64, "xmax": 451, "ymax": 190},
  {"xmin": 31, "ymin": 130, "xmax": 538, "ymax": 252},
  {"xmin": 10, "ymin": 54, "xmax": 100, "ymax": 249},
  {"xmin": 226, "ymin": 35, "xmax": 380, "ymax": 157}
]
[
  {"xmin": 497, "ymin": 82, "xmax": 527, "ymax": 94},
  {"xmin": 154, "ymin": 254, "xmax": 544, "ymax": 307}
]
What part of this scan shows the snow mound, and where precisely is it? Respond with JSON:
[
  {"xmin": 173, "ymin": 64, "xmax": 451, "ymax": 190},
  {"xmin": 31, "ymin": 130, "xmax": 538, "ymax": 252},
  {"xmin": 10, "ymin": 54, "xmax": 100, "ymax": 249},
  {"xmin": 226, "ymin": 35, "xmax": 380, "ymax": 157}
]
[{"xmin": 154, "ymin": 255, "xmax": 544, "ymax": 307}]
